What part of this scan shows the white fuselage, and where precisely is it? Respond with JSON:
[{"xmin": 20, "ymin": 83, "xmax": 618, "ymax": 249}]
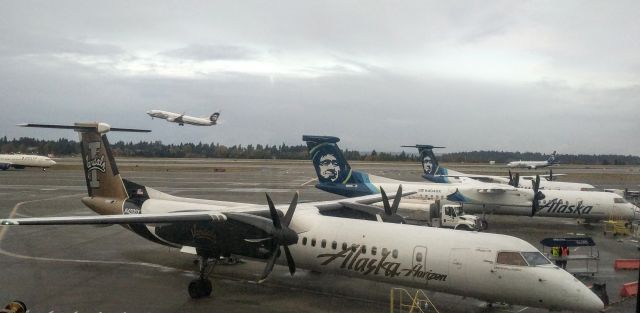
[
  {"xmin": 0, "ymin": 154, "xmax": 56, "ymax": 169},
  {"xmin": 147, "ymin": 110, "xmax": 217, "ymax": 126},
  {"xmin": 135, "ymin": 193, "xmax": 603, "ymax": 311},
  {"xmin": 507, "ymin": 160, "xmax": 552, "ymax": 169},
  {"xmin": 364, "ymin": 176, "xmax": 639, "ymax": 221}
]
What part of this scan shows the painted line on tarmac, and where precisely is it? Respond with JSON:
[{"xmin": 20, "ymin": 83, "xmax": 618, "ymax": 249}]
[{"xmin": 300, "ymin": 177, "xmax": 317, "ymax": 186}]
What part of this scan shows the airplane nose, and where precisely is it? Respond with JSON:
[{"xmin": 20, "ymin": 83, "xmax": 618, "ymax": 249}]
[
  {"xmin": 579, "ymin": 288, "xmax": 604, "ymax": 311},
  {"xmin": 49, "ymin": 160, "xmax": 57, "ymax": 165}
]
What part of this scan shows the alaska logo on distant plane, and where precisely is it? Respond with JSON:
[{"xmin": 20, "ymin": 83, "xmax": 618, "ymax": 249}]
[
  {"xmin": 541, "ymin": 198, "xmax": 593, "ymax": 215},
  {"xmin": 317, "ymin": 244, "xmax": 447, "ymax": 282}
]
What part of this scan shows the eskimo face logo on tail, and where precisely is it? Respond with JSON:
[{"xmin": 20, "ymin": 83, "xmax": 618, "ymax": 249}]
[
  {"xmin": 319, "ymin": 154, "xmax": 341, "ymax": 182},
  {"xmin": 422, "ymin": 156, "xmax": 433, "ymax": 174},
  {"xmin": 86, "ymin": 141, "xmax": 107, "ymax": 188}
]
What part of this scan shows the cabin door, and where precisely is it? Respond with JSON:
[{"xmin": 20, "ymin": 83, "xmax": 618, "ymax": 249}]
[{"xmin": 449, "ymin": 248, "xmax": 470, "ymax": 293}]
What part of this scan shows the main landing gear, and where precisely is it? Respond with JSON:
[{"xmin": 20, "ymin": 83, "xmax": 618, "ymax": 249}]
[{"xmin": 188, "ymin": 256, "xmax": 217, "ymax": 299}]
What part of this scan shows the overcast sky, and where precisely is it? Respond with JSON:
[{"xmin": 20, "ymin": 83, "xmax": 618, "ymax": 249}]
[{"xmin": 1, "ymin": 1, "xmax": 638, "ymax": 155}]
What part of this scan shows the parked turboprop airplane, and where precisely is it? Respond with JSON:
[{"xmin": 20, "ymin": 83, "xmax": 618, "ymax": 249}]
[
  {"xmin": 0, "ymin": 123, "xmax": 604, "ymax": 311},
  {"xmin": 507, "ymin": 151, "xmax": 558, "ymax": 169},
  {"xmin": 408, "ymin": 145, "xmax": 595, "ymax": 191},
  {"xmin": 0, "ymin": 153, "xmax": 56, "ymax": 171},
  {"xmin": 304, "ymin": 136, "xmax": 639, "ymax": 222},
  {"xmin": 147, "ymin": 109, "xmax": 220, "ymax": 126}
]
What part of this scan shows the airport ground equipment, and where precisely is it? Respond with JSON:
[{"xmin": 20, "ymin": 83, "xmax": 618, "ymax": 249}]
[
  {"xmin": 396, "ymin": 200, "xmax": 482, "ymax": 231},
  {"xmin": 603, "ymin": 219, "xmax": 632, "ymax": 236},
  {"xmin": 614, "ymin": 259, "xmax": 640, "ymax": 270},
  {"xmin": 390, "ymin": 288, "xmax": 439, "ymax": 313},
  {"xmin": 540, "ymin": 237, "xmax": 599, "ymax": 276}
]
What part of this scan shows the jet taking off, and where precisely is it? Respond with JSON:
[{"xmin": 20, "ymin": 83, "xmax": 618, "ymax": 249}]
[
  {"xmin": 507, "ymin": 151, "xmax": 558, "ymax": 169},
  {"xmin": 0, "ymin": 123, "xmax": 604, "ymax": 311},
  {"xmin": 304, "ymin": 136, "xmax": 639, "ymax": 222},
  {"xmin": 0, "ymin": 153, "xmax": 56, "ymax": 171},
  {"xmin": 410, "ymin": 145, "xmax": 594, "ymax": 191},
  {"xmin": 147, "ymin": 109, "xmax": 220, "ymax": 126}
]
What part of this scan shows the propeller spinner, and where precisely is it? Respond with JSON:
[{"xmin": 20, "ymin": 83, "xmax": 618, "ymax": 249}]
[{"xmin": 259, "ymin": 192, "xmax": 299, "ymax": 282}]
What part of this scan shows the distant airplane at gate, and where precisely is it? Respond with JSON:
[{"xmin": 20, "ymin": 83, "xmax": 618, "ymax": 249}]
[
  {"xmin": 507, "ymin": 151, "xmax": 558, "ymax": 169},
  {"xmin": 147, "ymin": 110, "xmax": 220, "ymax": 126}
]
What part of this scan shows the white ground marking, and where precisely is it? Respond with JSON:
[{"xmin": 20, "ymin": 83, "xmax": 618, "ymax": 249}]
[{"xmin": 300, "ymin": 177, "xmax": 318, "ymax": 187}]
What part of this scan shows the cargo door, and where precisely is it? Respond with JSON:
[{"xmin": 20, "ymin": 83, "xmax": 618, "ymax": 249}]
[{"xmin": 449, "ymin": 248, "xmax": 470, "ymax": 293}]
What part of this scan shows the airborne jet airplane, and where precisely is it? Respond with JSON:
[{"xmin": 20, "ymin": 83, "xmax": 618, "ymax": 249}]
[
  {"xmin": 409, "ymin": 145, "xmax": 595, "ymax": 191},
  {"xmin": 147, "ymin": 109, "xmax": 220, "ymax": 126},
  {"xmin": 303, "ymin": 135, "xmax": 639, "ymax": 223},
  {"xmin": 0, "ymin": 153, "xmax": 56, "ymax": 171},
  {"xmin": 0, "ymin": 123, "xmax": 604, "ymax": 311}
]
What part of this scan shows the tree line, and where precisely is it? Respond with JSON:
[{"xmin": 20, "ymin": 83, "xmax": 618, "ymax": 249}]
[{"xmin": 1, "ymin": 136, "xmax": 638, "ymax": 165}]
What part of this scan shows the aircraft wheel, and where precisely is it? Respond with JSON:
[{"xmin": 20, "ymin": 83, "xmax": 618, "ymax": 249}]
[
  {"xmin": 481, "ymin": 220, "xmax": 489, "ymax": 230},
  {"xmin": 455, "ymin": 225, "xmax": 472, "ymax": 231},
  {"xmin": 188, "ymin": 279, "xmax": 212, "ymax": 299}
]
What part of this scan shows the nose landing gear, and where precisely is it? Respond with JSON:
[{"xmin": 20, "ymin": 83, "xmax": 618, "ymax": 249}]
[{"xmin": 188, "ymin": 256, "xmax": 217, "ymax": 299}]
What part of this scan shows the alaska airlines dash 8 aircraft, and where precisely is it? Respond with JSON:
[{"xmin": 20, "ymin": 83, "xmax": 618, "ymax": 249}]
[
  {"xmin": 0, "ymin": 123, "xmax": 604, "ymax": 311},
  {"xmin": 304, "ymin": 136, "xmax": 639, "ymax": 223},
  {"xmin": 0, "ymin": 153, "xmax": 56, "ymax": 171},
  {"xmin": 408, "ymin": 145, "xmax": 595, "ymax": 191},
  {"xmin": 507, "ymin": 151, "xmax": 558, "ymax": 169},
  {"xmin": 147, "ymin": 109, "xmax": 220, "ymax": 126}
]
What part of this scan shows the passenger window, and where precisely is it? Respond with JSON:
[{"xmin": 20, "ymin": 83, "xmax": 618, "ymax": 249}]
[
  {"xmin": 321, "ymin": 239, "xmax": 326, "ymax": 248},
  {"xmin": 371, "ymin": 247, "xmax": 377, "ymax": 255},
  {"xmin": 311, "ymin": 239, "xmax": 316, "ymax": 247},
  {"xmin": 361, "ymin": 245, "xmax": 366, "ymax": 254},
  {"xmin": 351, "ymin": 245, "xmax": 357, "ymax": 252},
  {"xmin": 416, "ymin": 252, "xmax": 422, "ymax": 262},
  {"xmin": 496, "ymin": 251, "xmax": 528, "ymax": 266},
  {"xmin": 342, "ymin": 242, "xmax": 348, "ymax": 250},
  {"xmin": 392, "ymin": 249, "xmax": 398, "ymax": 259},
  {"xmin": 332, "ymin": 241, "xmax": 337, "ymax": 250},
  {"xmin": 614, "ymin": 198, "xmax": 627, "ymax": 204},
  {"xmin": 302, "ymin": 237, "xmax": 307, "ymax": 245},
  {"xmin": 382, "ymin": 248, "xmax": 389, "ymax": 256}
]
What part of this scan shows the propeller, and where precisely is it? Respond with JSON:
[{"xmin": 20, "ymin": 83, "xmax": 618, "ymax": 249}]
[
  {"xmin": 547, "ymin": 169, "xmax": 554, "ymax": 181},
  {"xmin": 379, "ymin": 185, "xmax": 405, "ymax": 223},
  {"xmin": 508, "ymin": 170, "xmax": 520, "ymax": 187},
  {"xmin": 530, "ymin": 175, "xmax": 546, "ymax": 216},
  {"xmin": 259, "ymin": 192, "xmax": 299, "ymax": 282}
]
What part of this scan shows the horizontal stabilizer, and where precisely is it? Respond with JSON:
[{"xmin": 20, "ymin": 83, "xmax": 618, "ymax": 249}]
[{"xmin": 1, "ymin": 211, "xmax": 225, "ymax": 225}]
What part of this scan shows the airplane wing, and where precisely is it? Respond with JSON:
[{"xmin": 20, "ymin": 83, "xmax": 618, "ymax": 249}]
[
  {"xmin": 0, "ymin": 211, "xmax": 227, "ymax": 225},
  {"xmin": 313, "ymin": 190, "xmax": 416, "ymax": 211}
]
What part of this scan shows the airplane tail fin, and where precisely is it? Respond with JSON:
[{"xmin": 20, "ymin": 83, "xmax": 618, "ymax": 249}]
[
  {"xmin": 210, "ymin": 112, "xmax": 220, "ymax": 123},
  {"xmin": 19, "ymin": 123, "xmax": 150, "ymax": 200},
  {"xmin": 303, "ymin": 135, "xmax": 378, "ymax": 197},
  {"xmin": 548, "ymin": 151, "xmax": 557, "ymax": 163},
  {"xmin": 402, "ymin": 145, "xmax": 451, "ymax": 183}
]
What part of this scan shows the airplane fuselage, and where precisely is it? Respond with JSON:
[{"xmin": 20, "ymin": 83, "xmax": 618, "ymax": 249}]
[
  {"xmin": 0, "ymin": 154, "xmax": 56, "ymax": 170},
  {"xmin": 80, "ymin": 193, "xmax": 602, "ymax": 312},
  {"xmin": 507, "ymin": 160, "xmax": 552, "ymax": 169},
  {"xmin": 147, "ymin": 110, "xmax": 218, "ymax": 126}
]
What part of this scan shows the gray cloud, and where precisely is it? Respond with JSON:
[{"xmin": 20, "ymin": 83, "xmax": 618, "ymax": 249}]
[
  {"xmin": 161, "ymin": 44, "xmax": 259, "ymax": 61},
  {"xmin": 0, "ymin": 1, "xmax": 639, "ymax": 156}
]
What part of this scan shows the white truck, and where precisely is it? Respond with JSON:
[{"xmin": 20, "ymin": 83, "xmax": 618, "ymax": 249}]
[{"xmin": 396, "ymin": 200, "xmax": 484, "ymax": 231}]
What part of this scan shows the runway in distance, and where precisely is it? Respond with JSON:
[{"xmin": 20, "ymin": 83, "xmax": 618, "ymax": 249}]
[
  {"xmin": 409, "ymin": 145, "xmax": 595, "ymax": 191},
  {"xmin": 0, "ymin": 122, "xmax": 604, "ymax": 311},
  {"xmin": 147, "ymin": 109, "xmax": 220, "ymax": 126},
  {"xmin": 507, "ymin": 151, "xmax": 558, "ymax": 169},
  {"xmin": 304, "ymin": 135, "xmax": 639, "ymax": 222},
  {"xmin": 0, "ymin": 153, "xmax": 56, "ymax": 171}
]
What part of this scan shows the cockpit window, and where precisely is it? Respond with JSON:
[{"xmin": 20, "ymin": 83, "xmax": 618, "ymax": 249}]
[
  {"xmin": 496, "ymin": 251, "xmax": 528, "ymax": 266},
  {"xmin": 614, "ymin": 197, "xmax": 628, "ymax": 204},
  {"xmin": 521, "ymin": 252, "xmax": 551, "ymax": 266}
]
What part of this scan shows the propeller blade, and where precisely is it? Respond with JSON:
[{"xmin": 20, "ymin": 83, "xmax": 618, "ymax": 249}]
[
  {"xmin": 282, "ymin": 192, "xmax": 299, "ymax": 227},
  {"xmin": 514, "ymin": 173, "xmax": 520, "ymax": 187},
  {"xmin": 265, "ymin": 193, "xmax": 282, "ymax": 229},
  {"xmin": 390, "ymin": 185, "xmax": 403, "ymax": 214},
  {"xmin": 245, "ymin": 237, "xmax": 272, "ymax": 243},
  {"xmin": 549, "ymin": 169, "xmax": 553, "ymax": 181},
  {"xmin": 283, "ymin": 245, "xmax": 296, "ymax": 275},
  {"xmin": 508, "ymin": 170, "xmax": 513, "ymax": 185},
  {"xmin": 259, "ymin": 245, "xmax": 280, "ymax": 282},
  {"xmin": 380, "ymin": 187, "xmax": 392, "ymax": 216}
]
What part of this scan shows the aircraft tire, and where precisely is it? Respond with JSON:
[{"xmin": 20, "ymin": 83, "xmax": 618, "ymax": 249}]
[
  {"xmin": 455, "ymin": 225, "xmax": 472, "ymax": 231},
  {"xmin": 481, "ymin": 220, "xmax": 489, "ymax": 230},
  {"xmin": 188, "ymin": 279, "xmax": 212, "ymax": 299}
]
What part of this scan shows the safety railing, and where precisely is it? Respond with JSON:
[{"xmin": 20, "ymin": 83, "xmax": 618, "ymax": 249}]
[{"xmin": 390, "ymin": 287, "xmax": 440, "ymax": 313}]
